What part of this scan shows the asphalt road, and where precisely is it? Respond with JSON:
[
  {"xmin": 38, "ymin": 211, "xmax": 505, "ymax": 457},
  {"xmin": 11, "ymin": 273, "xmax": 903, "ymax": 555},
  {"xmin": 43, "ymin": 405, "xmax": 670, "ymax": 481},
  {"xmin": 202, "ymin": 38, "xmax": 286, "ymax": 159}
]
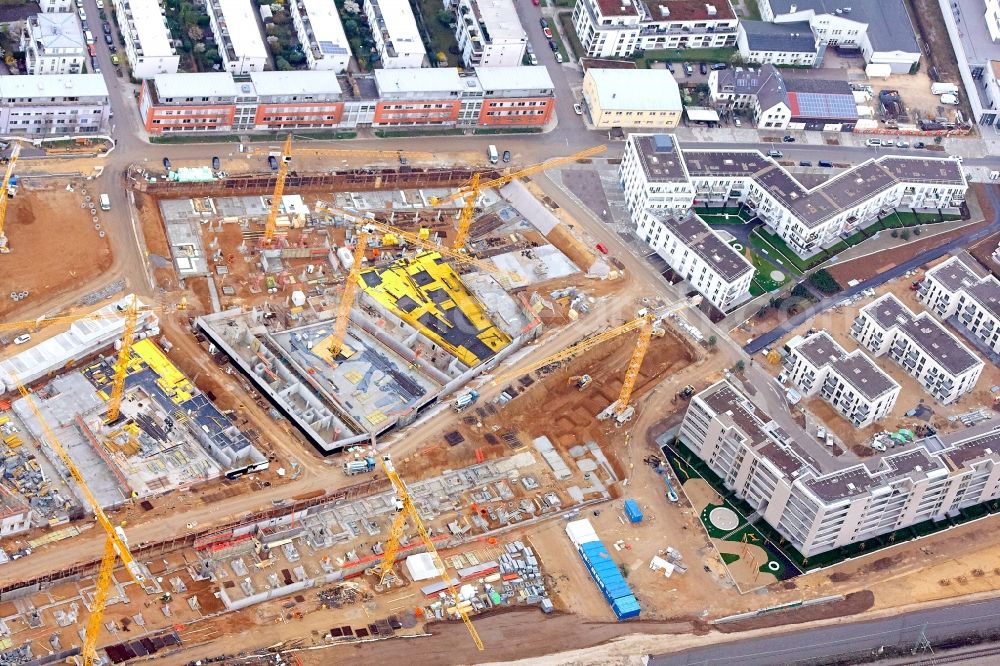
[
  {"xmin": 650, "ymin": 597, "xmax": 1000, "ymax": 665},
  {"xmin": 742, "ymin": 184, "xmax": 1000, "ymax": 355}
]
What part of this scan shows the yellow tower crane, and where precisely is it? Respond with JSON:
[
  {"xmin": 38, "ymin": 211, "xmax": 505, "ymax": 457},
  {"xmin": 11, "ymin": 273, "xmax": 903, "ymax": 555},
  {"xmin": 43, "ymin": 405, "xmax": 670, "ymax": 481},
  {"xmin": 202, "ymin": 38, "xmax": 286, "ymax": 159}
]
[
  {"xmin": 263, "ymin": 133, "xmax": 293, "ymax": 244},
  {"xmin": 429, "ymin": 144, "xmax": 607, "ymax": 249},
  {"xmin": 325, "ymin": 232, "xmax": 369, "ymax": 360},
  {"xmin": 106, "ymin": 295, "xmax": 140, "ymax": 423},
  {"xmin": 368, "ymin": 453, "xmax": 484, "ymax": 651},
  {"xmin": 0, "ymin": 143, "xmax": 22, "ymax": 254},
  {"xmin": 14, "ymin": 377, "xmax": 153, "ymax": 666}
]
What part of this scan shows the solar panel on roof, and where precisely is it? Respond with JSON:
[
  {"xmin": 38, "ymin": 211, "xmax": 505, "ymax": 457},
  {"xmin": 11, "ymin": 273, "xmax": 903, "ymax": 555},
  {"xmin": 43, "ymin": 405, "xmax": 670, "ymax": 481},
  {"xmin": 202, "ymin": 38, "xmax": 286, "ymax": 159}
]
[
  {"xmin": 788, "ymin": 92, "xmax": 858, "ymax": 120},
  {"xmin": 319, "ymin": 41, "xmax": 350, "ymax": 55}
]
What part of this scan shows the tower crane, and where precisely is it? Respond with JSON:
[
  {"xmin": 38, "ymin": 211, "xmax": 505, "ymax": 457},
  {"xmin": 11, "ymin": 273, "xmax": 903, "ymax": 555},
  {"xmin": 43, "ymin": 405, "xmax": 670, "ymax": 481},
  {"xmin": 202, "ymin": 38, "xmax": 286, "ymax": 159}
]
[
  {"xmin": 263, "ymin": 134, "xmax": 293, "ymax": 244},
  {"xmin": 14, "ymin": 376, "xmax": 153, "ymax": 666},
  {"xmin": 325, "ymin": 232, "xmax": 369, "ymax": 360},
  {"xmin": 429, "ymin": 145, "xmax": 607, "ymax": 249},
  {"xmin": 0, "ymin": 143, "xmax": 22, "ymax": 254},
  {"xmin": 367, "ymin": 453, "xmax": 484, "ymax": 651}
]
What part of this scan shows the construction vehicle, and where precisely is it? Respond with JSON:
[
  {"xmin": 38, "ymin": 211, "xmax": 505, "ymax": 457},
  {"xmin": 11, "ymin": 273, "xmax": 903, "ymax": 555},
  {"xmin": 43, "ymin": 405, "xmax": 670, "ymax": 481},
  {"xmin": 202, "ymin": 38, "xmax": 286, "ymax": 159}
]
[
  {"xmin": 263, "ymin": 134, "xmax": 293, "ymax": 244},
  {"xmin": 569, "ymin": 374, "xmax": 593, "ymax": 390},
  {"xmin": 454, "ymin": 389, "xmax": 479, "ymax": 411},
  {"xmin": 14, "ymin": 377, "xmax": 154, "ymax": 665},
  {"xmin": 367, "ymin": 453, "xmax": 484, "ymax": 651},
  {"xmin": 343, "ymin": 455, "xmax": 376, "ymax": 476},
  {"xmin": 428, "ymin": 144, "xmax": 607, "ymax": 249},
  {"xmin": 0, "ymin": 143, "xmax": 22, "ymax": 253}
]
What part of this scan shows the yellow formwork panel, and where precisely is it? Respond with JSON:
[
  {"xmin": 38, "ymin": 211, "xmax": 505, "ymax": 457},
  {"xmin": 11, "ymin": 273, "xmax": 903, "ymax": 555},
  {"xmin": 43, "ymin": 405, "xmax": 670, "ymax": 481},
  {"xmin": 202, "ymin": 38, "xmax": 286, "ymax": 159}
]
[
  {"xmin": 131, "ymin": 339, "xmax": 195, "ymax": 405},
  {"xmin": 357, "ymin": 252, "xmax": 512, "ymax": 367}
]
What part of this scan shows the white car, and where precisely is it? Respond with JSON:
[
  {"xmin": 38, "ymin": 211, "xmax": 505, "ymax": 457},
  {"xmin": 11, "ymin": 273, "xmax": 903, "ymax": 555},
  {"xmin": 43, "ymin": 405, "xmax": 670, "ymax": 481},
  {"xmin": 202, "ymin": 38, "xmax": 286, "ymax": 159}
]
[
  {"xmin": 554, "ymin": 52, "xmax": 563, "ymax": 63},
  {"xmin": 13, "ymin": 334, "xmax": 31, "ymax": 345},
  {"xmin": 816, "ymin": 427, "xmax": 827, "ymax": 441},
  {"xmin": 79, "ymin": 8, "xmax": 87, "ymax": 21},
  {"xmin": 96, "ymin": 0, "xmax": 104, "ymax": 6},
  {"xmin": 573, "ymin": 103, "xmax": 583, "ymax": 115}
]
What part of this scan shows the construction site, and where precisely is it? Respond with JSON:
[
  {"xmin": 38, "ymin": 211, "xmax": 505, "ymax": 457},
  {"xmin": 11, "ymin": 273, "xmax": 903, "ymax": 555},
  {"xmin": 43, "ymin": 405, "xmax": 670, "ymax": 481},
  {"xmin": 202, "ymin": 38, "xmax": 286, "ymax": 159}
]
[{"xmin": 0, "ymin": 136, "xmax": 740, "ymax": 666}]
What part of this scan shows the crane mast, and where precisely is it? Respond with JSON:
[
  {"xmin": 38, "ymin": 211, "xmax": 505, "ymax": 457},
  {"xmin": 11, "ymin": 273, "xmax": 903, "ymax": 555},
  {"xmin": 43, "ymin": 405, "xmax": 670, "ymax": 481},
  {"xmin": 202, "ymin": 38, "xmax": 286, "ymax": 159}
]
[
  {"xmin": 326, "ymin": 233, "xmax": 369, "ymax": 360},
  {"xmin": 106, "ymin": 295, "xmax": 139, "ymax": 423},
  {"xmin": 263, "ymin": 134, "xmax": 293, "ymax": 244},
  {"xmin": 0, "ymin": 143, "xmax": 22, "ymax": 253}
]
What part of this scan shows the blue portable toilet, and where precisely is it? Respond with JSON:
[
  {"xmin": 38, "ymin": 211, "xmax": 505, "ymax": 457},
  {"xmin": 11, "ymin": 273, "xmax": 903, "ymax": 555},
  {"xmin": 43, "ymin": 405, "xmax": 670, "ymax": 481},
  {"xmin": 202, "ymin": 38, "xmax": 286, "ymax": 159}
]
[{"xmin": 624, "ymin": 499, "xmax": 643, "ymax": 523}]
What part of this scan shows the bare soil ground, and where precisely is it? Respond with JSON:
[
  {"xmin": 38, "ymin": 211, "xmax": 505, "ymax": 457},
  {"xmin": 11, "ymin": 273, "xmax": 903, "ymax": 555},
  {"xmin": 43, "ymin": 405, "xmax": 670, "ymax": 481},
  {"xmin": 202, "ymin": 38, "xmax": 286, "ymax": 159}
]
[
  {"xmin": 0, "ymin": 186, "xmax": 113, "ymax": 322},
  {"xmin": 968, "ymin": 230, "xmax": 1000, "ymax": 278},
  {"xmin": 906, "ymin": 0, "xmax": 974, "ymax": 121}
]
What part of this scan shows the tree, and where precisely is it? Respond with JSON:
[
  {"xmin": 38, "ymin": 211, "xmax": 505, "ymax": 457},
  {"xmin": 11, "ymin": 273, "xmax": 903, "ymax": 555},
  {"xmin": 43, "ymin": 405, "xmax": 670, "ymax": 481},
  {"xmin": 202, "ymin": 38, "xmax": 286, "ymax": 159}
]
[
  {"xmin": 808, "ymin": 269, "xmax": 842, "ymax": 295},
  {"xmin": 437, "ymin": 9, "xmax": 453, "ymax": 26},
  {"xmin": 193, "ymin": 42, "xmax": 206, "ymax": 53},
  {"xmin": 188, "ymin": 25, "xmax": 204, "ymax": 42},
  {"xmin": 708, "ymin": 335, "xmax": 717, "ymax": 347},
  {"xmin": 791, "ymin": 282, "xmax": 811, "ymax": 300},
  {"xmin": 275, "ymin": 56, "xmax": 292, "ymax": 70},
  {"xmin": 734, "ymin": 360, "xmax": 746, "ymax": 373},
  {"xmin": 343, "ymin": 18, "xmax": 359, "ymax": 38},
  {"xmin": 287, "ymin": 50, "xmax": 305, "ymax": 65}
]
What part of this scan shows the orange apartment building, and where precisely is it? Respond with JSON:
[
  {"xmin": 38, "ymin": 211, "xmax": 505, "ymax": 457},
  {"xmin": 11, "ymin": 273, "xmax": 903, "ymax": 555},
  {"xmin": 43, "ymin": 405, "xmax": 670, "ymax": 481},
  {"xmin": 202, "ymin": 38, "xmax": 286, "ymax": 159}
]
[{"xmin": 138, "ymin": 67, "xmax": 554, "ymax": 135}]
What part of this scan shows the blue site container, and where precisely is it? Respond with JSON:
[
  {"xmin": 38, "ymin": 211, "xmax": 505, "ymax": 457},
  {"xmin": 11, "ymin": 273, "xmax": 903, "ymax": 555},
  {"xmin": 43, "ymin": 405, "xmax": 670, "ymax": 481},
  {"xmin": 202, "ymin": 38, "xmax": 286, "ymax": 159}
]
[
  {"xmin": 624, "ymin": 499, "xmax": 643, "ymax": 523},
  {"xmin": 612, "ymin": 594, "xmax": 641, "ymax": 621}
]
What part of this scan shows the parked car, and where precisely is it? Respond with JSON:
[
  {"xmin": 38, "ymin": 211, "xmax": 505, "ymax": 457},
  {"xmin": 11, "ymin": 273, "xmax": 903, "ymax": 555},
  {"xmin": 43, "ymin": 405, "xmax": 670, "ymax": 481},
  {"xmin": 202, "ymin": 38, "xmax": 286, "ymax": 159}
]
[
  {"xmin": 782, "ymin": 135, "xmax": 795, "ymax": 142},
  {"xmin": 91, "ymin": 55, "xmax": 99, "ymax": 70},
  {"xmin": 865, "ymin": 138, "xmax": 882, "ymax": 147},
  {"xmin": 103, "ymin": 22, "xmax": 111, "ymax": 34},
  {"xmin": 767, "ymin": 149, "xmax": 783, "ymax": 158},
  {"xmin": 816, "ymin": 427, "xmax": 827, "ymax": 441},
  {"xmin": 13, "ymin": 334, "xmax": 31, "ymax": 345},
  {"xmin": 548, "ymin": 39, "xmax": 558, "ymax": 51},
  {"xmin": 573, "ymin": 103, "xmax": 583, "ymax": 115},
  {"xmin": 683, "ymin": 62, "xmax": 693, "ymax": 76},
  {"xmin": 799, "ymin": 161, "xmax": 812, "ymax": 167},
  {"xmin": 733, "ymin": 117, "xmax": 741, "ymax": 127},
  {"xmin": 79, "ymin": 8, "xmax": 86, "ymax": 21},
  {"xmin": 104, "ymin": 33, "xmax": 113, "ymax": 45},
  {"xmin": 502, "ymin": 150, "xmax": 511, "ymax": 163},
  {"xmin": 699, "ymin": 62, "xmax": 707, "ymax": 75},
  {"xmin": 595, "ymin": 243, "xmax": 609, "ymax": 255},
  {"xmin": 554, "ymin": 52, "xmax": 563, "ymax": 63},
  {"xmin": 212, "ymin": 156, "xmax": 221, "ymax": 171},
  {"xmin": 532, "ymin": 0, "xmax": 539, "ymax": 5},
  {"xmin": 163, "ymin": 157, "xmax": 171, "ymax": 170},
  {"xmin": 539, "ymin": 18, "xmax": 548, "ymax": 28},
  {"xmin": 914, "ymin": 141, "xmax": 926, "ymax": 149},
  {"xmin": 896, "ymin": 140, "xmax": 909, "ymax": 148},
  {"xmin": 96, "ymin": 0, "xmax": 104, "ymax": 7},
  {"xmin": 818, "ymin": 160, "xmax": 833, "ymax": 167},
  {"xmin": 665, "ymin": 62, "xmax": 674, "ymax": 73},
  {"xmin": 88, "ymin": 44, "xmax": 96, "ymax": 57},
  {"xmin": 75, "ymin": 0, "xmax": 83, "ymax": 7},
  {"xmin": 110, "ymin": 53, "xmax": 119, "ymax": 65},
  {"xmin": 711, "ymin": 62, "xmax": 728, "ymax": 70},
  {"xmin": 543, "ymin": 27, "xmax": 553, "ymax": 38},
  {"xmin": 109, "ymin": 44, "xmax": 117, "ymax": 53}
]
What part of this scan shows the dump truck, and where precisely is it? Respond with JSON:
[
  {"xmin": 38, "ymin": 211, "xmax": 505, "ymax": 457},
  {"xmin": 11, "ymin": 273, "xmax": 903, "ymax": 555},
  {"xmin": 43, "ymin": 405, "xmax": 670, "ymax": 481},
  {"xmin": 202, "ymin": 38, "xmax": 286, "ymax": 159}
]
[
  {"xmin": 454, "ymin": 389, "xmax": 480, "ymax": 412},
  {"xmin": 343, "ymin": 456, "xmax": 376, "ymax": 476}
]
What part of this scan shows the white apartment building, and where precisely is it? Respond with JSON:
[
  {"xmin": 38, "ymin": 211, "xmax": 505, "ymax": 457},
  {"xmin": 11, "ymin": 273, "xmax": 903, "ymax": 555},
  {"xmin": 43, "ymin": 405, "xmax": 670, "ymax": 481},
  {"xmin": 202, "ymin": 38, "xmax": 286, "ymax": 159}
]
[
  {"xmin": 760, "ymin": 0, "xmax": 921, "ymax": 73},
  {"xmin": 291, "ymin": 0, "xmax": 352, "ymax": 72},
  {"xmin": 785, "ymin": 332, "xmax": 900, "ymax": 428},
  {"xmin": 678, "ymin": 379, "xmax": 1000, "ymax": 558},
  {"xmin": 365, "ymin": 0, "xmax": 426, "ymax": 69},
  {"xmin": 454, "ymin": 0, "xmax": 527, "ymax": 67},
  {"xmin": 637, "ymin": 210, "xmax": 753, "ymax": 310},
  {"xmin": 919, "ymin": 255, "xmax": 1000, "ymax": 355},
  {"xmin": 572, "ymin": 0, "xmax": 738, "ymax": 58},
  {"xmin": 619, "ymin": 133, "xmax": 694, "ymax": 216},
  {"xmin": 38, "ymin": 0, "xmax": 73, "ymax": 13},
  {"xmin": 0, "ymin": 74, "xmax": 110, "ymax": 135},
  {"xmin": 620, "ymin": 133, "xmax": 967, "ymax": 259},
  {"xmin": 208, "ymin": 0, "xmax": 269, "ymax": 74},
  {"xmin": 737, "ymin": 20, "xmax": 819, "ymax": 67},
  {"xmin": 113, "ymin": 0, "xmax": 180, "ymax": 80},
  {"xmin": 20, "ymin": 13, "xmax": 86, "ymax": 75},
  {"xmin": 852, "ymin": 294, "xmax": 984, "ymax": 404}
]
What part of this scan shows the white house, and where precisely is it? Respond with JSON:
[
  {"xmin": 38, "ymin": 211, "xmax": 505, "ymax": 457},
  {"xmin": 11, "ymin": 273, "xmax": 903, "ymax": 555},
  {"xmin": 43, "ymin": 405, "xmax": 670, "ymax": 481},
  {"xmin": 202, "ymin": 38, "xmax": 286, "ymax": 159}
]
[
  {"xmin": 619, "ymin": 133, "xmax": 695, "ymax": 216},
  {"xmin": 737, "ymin": 20, "xmax": 819, "ymax": 67},
  {"xmin": 708, "ymin": 65, "xmax": 791, "ymax": 129},
  {"xmin": 207, "ymin": 0, "xmax": 269, "ymax": 74},
  {"xmin": 679, "ymin": 379, "xmax": 1000, "ymax": 558},
  {"xmin": 38, "ymin": 0, "xmax": 73, "ymax": 13},
  {"xmin": 572, "ymin": 0, "xmax": 738, "ymax": 59},
  {"xmin": 852, "ymin": 294, "xmax": 984, "ymax": 404},
  {"xmin": 365, "ymin": 0, "xmax": 426, "ymax": 69},
  {"xmin": 291, "ymin": 0, "xmax": 352, "ymax": 72},
  {"xmin": 20, "ymin": 13, "xmax": 86, "ymax": 75},
  {"xmin": 454, "ymin": 0, "xmax": 527, "ymax": 68},
  {"xmin": 919, "ymin": 255, "xmax": 1000, "ymax": 355},
  {"xmin": 113, "ymin": 0, "xmax": 180, "ymax": 80},
  {"xmin": 760, "ymin": 0, "xmax": 920, "ymax": 73},
  {"xmin": 637, "ymin": 210, "xmax": 753, "ymax": 310},
  {"xmin": 785, "ymin": 331, "xmax": 900, "ymax": 428}
]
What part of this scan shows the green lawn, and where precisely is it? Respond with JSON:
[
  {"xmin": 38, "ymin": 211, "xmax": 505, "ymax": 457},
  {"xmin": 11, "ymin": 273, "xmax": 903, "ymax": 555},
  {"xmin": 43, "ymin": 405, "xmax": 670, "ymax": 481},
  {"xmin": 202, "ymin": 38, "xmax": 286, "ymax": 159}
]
[
  {"xmin": 732, "ymin": 240, "xmax": 789, "ymax": 297},
  {"xmin": 636, "ymin": 47, "xmax": 737, "ymax": 67},
  {"xmin": 558, "ymin": 11, "xmax": 584, "ymax": 60},
  {"xmin": 417, "ymin": 0, "xmax": 460, "ymax": 67},
  {"xmin": 750, "ymin": 227, "xmax": 813, "ymax": 275}
]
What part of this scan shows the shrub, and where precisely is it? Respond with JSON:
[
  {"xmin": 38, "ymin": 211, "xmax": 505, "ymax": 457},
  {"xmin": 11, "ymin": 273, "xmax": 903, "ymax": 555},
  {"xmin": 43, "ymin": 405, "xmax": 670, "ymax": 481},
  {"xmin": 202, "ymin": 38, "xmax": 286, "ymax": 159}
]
[
  {"xmin": 808, "ymin": 269, "xmax": 843, "ymax": 295},
  {"xmin": 913, "ymin": 227, "xmax": 921, "ymax": 236},
  {"xmin": 901, "ymin": 230, "xmax": 911, "ymax": 240},
  {"xmin": 891, "ymin": 230, "xmax": 899, "ymax": 238}
]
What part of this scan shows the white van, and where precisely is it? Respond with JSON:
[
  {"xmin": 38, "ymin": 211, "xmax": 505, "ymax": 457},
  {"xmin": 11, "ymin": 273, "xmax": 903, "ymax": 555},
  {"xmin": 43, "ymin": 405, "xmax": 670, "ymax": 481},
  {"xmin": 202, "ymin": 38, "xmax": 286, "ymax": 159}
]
[
  {"xmin": 99, "ymin": 193, "xmax": 110, "ymax": 210},
  {"xmin": 84, "ymin": 29, "xmax": 94, "ymax": 45},
  {"xmin": 487, "ymin": 144, "xmax": 499, "ymax": 164}
]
